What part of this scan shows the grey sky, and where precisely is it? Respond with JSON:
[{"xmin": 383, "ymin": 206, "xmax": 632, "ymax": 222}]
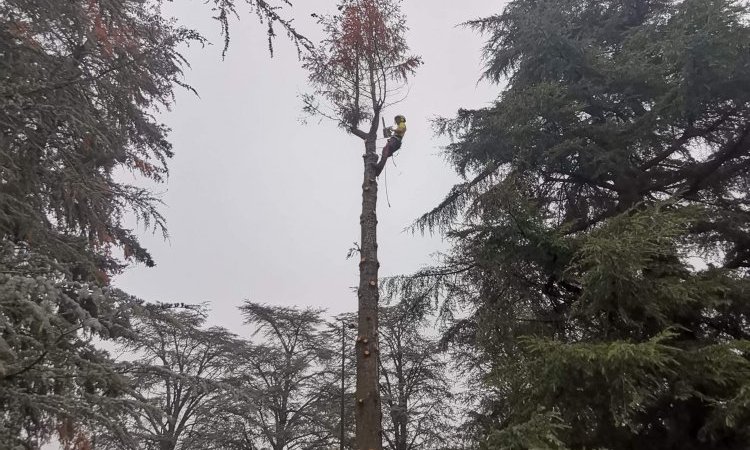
[{"xmin": 114, "ymin": 0, "xmax": 502, "ymax": 334}]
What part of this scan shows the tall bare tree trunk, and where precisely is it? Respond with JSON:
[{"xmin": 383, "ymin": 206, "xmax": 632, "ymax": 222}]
[{"xmin": 356, "ymin": 136, "xmax": 383, "ymax": 450}]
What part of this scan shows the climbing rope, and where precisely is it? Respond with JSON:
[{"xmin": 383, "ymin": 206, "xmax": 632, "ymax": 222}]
[
  {"xmin": 384, "ymin": 161, "xmax": 392, "ymax": 208},
  {"xmin": 376, "ymin": 134, "xmax": 400, "ymax": 208}
]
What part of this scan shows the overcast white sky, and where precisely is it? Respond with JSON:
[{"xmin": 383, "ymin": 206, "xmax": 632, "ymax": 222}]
[{"xmin": 114, "ymin": 0, "xmax": 503, "ymax": 334}]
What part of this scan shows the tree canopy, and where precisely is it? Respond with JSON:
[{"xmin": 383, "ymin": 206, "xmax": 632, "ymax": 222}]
[
  {"xmin": 303, "ymin": 0, "xmax": 421, "ymax": 137},
  {"xmin": 388, "ymin": 0, "xmax": 750, "ymax": 448},
  {"xmin": 0, "ymin": 0, "xmax": 309, "ymax": 446},
  {"xmin": 6, "ymin": 0, "xmax": 750, "ymax": 449}
]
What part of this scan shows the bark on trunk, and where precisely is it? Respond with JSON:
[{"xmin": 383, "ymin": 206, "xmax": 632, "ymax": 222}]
[{"xmin": 355, "ymin": 136, "xmax": 383, "ymax": 450}]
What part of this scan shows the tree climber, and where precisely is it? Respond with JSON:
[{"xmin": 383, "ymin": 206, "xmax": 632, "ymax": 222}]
[{"xmin": 375, "ymin": 115, "xmax": 407, "ymax": 176}]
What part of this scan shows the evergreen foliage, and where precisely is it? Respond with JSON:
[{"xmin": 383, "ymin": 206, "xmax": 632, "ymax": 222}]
[
  {"xmin": 212, "ymin": 302, "xmax": 340, "ymax": 450},
  {"xmin": 379, "ymin": 304, "xmax": 457, "ymax": 450},
  {"xmin": 96, "ymin": 307, "xmax": 237, "ymax": 450},
  {"xmin": 0, "ymin": 241, "xmax": 138, "ymax": 449},
  {"xmin": 1, "ymin": 0, "xmax": 306, "ymax": 279},
  {"xmin": 388, "ymin": 0, "xmax": 750, "ymax": 448},
  {"xmin": 1, "ymin": 0, "xmax": 307, "ymax": 446}
]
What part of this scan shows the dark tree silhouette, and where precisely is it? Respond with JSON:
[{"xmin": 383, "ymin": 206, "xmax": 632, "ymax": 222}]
[{"xmin": 388, "ymin": 0, "xmax": 750, "ymax": 448}]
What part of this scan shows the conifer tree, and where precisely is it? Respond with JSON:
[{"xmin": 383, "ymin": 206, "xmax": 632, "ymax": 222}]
[
  {"xmin": 0, "ymin": 241, "xmax": 138, "ymax": 448},
  {"xmin": 388, "ymin": 0, "xmax": 750, "ymax": 448},
  {"xmin": 379, "ymin": 304, "xmax": 456, "ymax": 450},
  {"xmin": 212, "ymin": 302, "xmax": 339, "ymax": 450},
  {"xmin": 95, "ymin": 308, "xmax": 236, "ymax": 450},
  {"xmin": 1, "ymin": 0, "xmax": 307, "ymax": 445},
  {"xmin": 330, "ymin": 308, "xmax": 458, "ymax": 450},
  {"xmin": 303, "ymin": 1, "xmax": 421, "ymax": 448},
  {"xmin": 1, "ymin": 0, "xmax": 308, "ymax": 281}
]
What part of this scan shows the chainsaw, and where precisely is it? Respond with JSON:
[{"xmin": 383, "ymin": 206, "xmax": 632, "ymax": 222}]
[{"xmin": 382, "ymin": 117, "xmax": 392, "ymax": 138}]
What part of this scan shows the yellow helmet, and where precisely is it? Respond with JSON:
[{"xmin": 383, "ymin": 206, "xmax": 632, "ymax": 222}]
[{"xmin": 394, "ymin": 115, "xmax": 406, "ymax": 123}]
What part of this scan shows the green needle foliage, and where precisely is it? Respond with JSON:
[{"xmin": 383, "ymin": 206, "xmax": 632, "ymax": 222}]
[
  {"xmin": 1, "ymin": 0, "xmax": 308, "ymax": 446},
  {"xmin": 0, "ymin": 241, "xmax": 140, "ymax": 448},
  {"xmin": 1, "ymin": 0, "xmax": 308, "ymax": 280},
  {"xmin": 387, "ymin": 0, "xmax": 750, "ymax": 448}
]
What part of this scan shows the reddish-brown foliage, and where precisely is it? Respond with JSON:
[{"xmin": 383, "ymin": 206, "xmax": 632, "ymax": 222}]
[{"xmin": 303, "ymin": 0, "xmax": 422, "ymax": 132}]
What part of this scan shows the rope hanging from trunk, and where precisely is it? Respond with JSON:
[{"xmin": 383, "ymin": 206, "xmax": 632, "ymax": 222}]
[{"xmin": 384, "ymin": 162, "xmax": 392, "ymax": 208}]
